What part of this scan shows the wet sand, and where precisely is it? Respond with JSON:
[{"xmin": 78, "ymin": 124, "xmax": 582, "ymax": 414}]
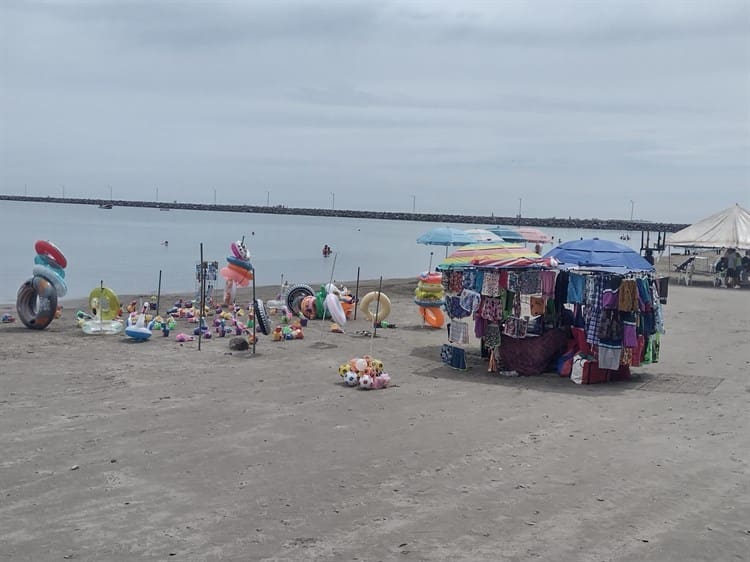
[{"xmin": 1, "ymin": 277, "xmax": 749, "ymax": 561}]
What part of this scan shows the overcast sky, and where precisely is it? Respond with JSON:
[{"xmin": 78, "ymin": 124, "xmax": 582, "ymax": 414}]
[{"xmin": 1, "ymin": 0, "xmax": 748, "ymax": 222}]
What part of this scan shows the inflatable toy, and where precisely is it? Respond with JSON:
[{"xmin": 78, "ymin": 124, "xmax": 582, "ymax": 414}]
[
  {"xmin": 419, "ymin": 306, "xmax": 445, "ymax": 328},
  {"xmin": 344, "ymin": 371, "xmax": 359, "ymax": 386},
  {"xmin": 32, "ymin": 264, "xmax": 68, "ymax": 298},
  {"xmin": 16, "ymin": 276, "xmax": 57, "ymax": 330},
  {"xmin": 220, "ymin": 266, "xmax": 251, "ymax": 287},
  {"xmin": 34, "ymin": 240, "xmax": 67, "ymax": 269},
  {"xmin": 254, "ymin": 299, "xmax": 270, "ymax": 335},
  {"xmin": 298, "ymin": 295, "xmax": 316, "ymax": 319},
  {"xmin": 231, "ymin": 240, "xmax": 249, "ymax": 260},
  {"xmin": 359, "ymin": 374, "xmax": 374, "ymax": 389},
  {"xmin": 34, "ymin": 254, "xmax": 65, "ymax": 278},
  {"xmin": 125, "ymin": 306, "xmax": 152, "ymax": 340},
  {"xmin": 372, "ymin": 372, "xmax": 391, "ymax": 389},
  {"xmin": 82, "ymin": 318, "xmax": 124, "ymax": 335},
  {"xmin": 89, "ymin": 287, "xmax": 120, "ymax": 321},
  {"xmin": 226, "ymin": 255, "xmax": 253, "ymax": 270},
  {"xmin": 285, "ymin": 284, "xmax": 315, "ymax": 315},
  {"xmin": 359, "ymin": 291, "xmax": 391, "ymax": 323},
  {"xmin": 324, "ymin": 293, "xmax": 347, "ymax": 326}
]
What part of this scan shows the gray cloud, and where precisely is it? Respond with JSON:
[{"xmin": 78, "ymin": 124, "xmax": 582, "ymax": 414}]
[{"xmin": 1, "ymin": 0, "xmax": 748, "ymax": 222}]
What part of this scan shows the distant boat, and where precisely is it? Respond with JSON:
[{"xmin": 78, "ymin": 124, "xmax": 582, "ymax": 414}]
[
  {"xmin": 159, "ymin": 206, "xmax": 171, "ymax": 211},
  {"xmin": 98, "ymin": 203, "xmax": 113, "ymax": 209}
]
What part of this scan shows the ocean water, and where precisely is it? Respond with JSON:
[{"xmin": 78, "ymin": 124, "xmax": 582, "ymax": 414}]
[{"xmin": 0, "ymin": 201, "xmax": 645, "ymax": 303}]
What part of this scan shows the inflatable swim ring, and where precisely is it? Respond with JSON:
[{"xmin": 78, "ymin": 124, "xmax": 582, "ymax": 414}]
[
  {"xmin": 254, "ymin": 299, "xmax": 270, "ymax": 335},
  {"xmin": 89, "ymin": 287, "xmax": 120, "ymax": 321},
  {"xmin": 34, "ymin": 240, "xmax": 67, "ymax": 269},
  {"xmin": 220, "ymin": 266, "xmax": 251, "ymax": 287},
  {"xmin": 32, "ymin": 264, "xmax": 68, "ymax": 297},
  {"xmin": 34, "ymin": 255, "xmax": 66, "ymax": 278},
  {"xmin": 16, "ymin": 276, "xmax": 58, "ymax": 330},
  {"xmin": 419, "ymin": 306, "xmax": 444, "ymax": 328},
  {"xmin": 414, "ymin": 288, "xmax": 445, "ymax": 301},
  {"xmin": 226, "ymin": 255, "xmax": 253, "ymax": 271},
  {"xmin": 359, "ymin": 291, "xmax": 391, "ymax": 323},
  {"xmin": 325, "ymin": 293, "xmax": 347, "ymax": 326},
  {"xmin": 416, "ymin": 282, "xmax": 443, "ymax": 294},
  {"xmin": 418, "ymin": 271, "xmax": 442, "ymax": 284},
  {"xmin": 82, "ymin": 318, "xmax": 124, "ymax": 335},
  {"xmin": 414, "ymin": 298, "xmax": 445, "ymax": 308},
  {"xmin": 226, "ymin": 262, "xmax": 254, "ymax": 279}
]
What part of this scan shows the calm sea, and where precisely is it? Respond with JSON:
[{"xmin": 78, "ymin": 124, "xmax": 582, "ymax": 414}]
[{"xmin": 0, "ymin": 201, "xmax": 646, "ymax": 303}]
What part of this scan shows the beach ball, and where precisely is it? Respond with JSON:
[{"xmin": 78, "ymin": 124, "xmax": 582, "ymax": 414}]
[
  {"xmin": 370, "ymin": 359, "xmax": 384, "ymax": 374},
  {"xmin": 359, "ymin": 374, "xmax": 374, "ymax": 390},
  {"xmin": 354, "ymin": 358, "xmax": 368, "ymax": 372},
  {"xmin": 338, "ymin": 364, "xmax": 351, "ymax": 377},
  {"xmin": 344, "ymin": 371, "xmax": 359, "ymax": 387}
]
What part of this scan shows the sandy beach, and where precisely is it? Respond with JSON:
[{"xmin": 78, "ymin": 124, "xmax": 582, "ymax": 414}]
[{"xmin": 1, "ymin": 275, "xmax": 749, "ymax": 561}]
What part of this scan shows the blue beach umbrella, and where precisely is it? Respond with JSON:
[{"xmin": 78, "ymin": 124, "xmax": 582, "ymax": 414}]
[
  {"xmin": 543, "ymin": 238, "xmax": 654, "ymax": 272},
  {"xmin": 417, "ymin": 227, "xmax": 477, "ymax": 259}
]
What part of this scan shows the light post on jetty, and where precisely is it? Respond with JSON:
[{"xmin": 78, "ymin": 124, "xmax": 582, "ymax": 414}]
[
  {"xmin": 411, "ymin": 194, "xmax": 416, "ymax": 213},
  {"xmin": 61, "ymin": 184, "xmax": 65, "ymax": 198},
  {"xmin": 266, "ymin": 191, "xmax": 270, "ymax": 206},
  {"xmin": 213, "ymin": 188, "xmax": 217, "ymax": 205},
  {"xmin": 331, "ymin": 192, "xmax": 335, "ymax": 210},
  {"xmin": 517, "ymin": 197, "xmax": 522, "ymax": 226},
  {"xmin": 629, "ymin": 200, "xmax": 635, "ymax": 221}
]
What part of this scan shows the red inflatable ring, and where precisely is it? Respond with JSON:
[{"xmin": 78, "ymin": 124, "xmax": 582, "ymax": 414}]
[{"xmin": 34, "ymin": 240, "xmax": 67, "ymax": 269}]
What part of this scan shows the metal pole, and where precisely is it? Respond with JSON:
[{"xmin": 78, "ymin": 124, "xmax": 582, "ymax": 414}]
[
  {"xmin": 370, "ymin": 276, "xmax": 383, "ymax": 354},
  {"xmin": 198, "ymin": 243, "xmax": 205, "ymax": 351},
  {"xmin": 252, "ymin": 267, "xmax": 256, "ymax": 355},
  {"xmin": 156, "ymin": 270, "xmax": 162, "ymax": 317},
  {"xmin": 353, "ymin": 267, "xmax": 360, "ymax": 320}
]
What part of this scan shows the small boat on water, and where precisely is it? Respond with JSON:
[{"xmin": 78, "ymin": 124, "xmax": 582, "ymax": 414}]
[{"xmin": 98, "ymin": 203, "xmax": 113, "ymax": 209}]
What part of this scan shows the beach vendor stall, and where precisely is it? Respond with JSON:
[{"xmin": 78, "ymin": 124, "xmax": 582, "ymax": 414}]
[
  {"xmin": 437, "ymin": 243, "xmax": 566, "ymax": 374},
  {"xmin": 435, "ymin": 239, "xmax": 666, "ymax": 383},
  {"xmin": 542, "ymin": 239, "xmax": 665, "ymax": 383}
]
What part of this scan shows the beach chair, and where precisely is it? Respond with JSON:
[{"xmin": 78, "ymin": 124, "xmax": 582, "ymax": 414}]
[{"xmin": 674, "ymin": 257, "xmax": 695, "ymax": 286}]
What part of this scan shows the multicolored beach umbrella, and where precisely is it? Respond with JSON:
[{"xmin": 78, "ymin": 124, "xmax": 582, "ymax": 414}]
[{"xmin": 438, "ymin": 243, "xmax": 538, "ymax": 269}]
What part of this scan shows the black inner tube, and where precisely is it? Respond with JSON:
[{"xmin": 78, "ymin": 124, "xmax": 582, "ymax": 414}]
[
  {"xmin": 16, "ymin": 276, "xmax": 58, "ymax": 330},
  {"xmin": 285, "ymin": 284, "xmax": 315, "ymax": 315},
  {"xmin": 254, "ymin": 299, "xmax": 271, "ymax": 336}
]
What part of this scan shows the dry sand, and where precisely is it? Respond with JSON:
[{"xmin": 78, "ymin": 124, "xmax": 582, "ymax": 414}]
[{"xmin": 1, "ymin": 276, "xmax": 749, "ymax": 562}]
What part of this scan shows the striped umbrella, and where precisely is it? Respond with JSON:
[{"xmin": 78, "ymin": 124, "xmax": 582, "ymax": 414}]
[
  {"xmin": 438, "ymin": 243, "xmax": 537, "ymax": 268},
  {"xmin": 472, "ymin": 256, "xmax": 559, "ymax": 269}
]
